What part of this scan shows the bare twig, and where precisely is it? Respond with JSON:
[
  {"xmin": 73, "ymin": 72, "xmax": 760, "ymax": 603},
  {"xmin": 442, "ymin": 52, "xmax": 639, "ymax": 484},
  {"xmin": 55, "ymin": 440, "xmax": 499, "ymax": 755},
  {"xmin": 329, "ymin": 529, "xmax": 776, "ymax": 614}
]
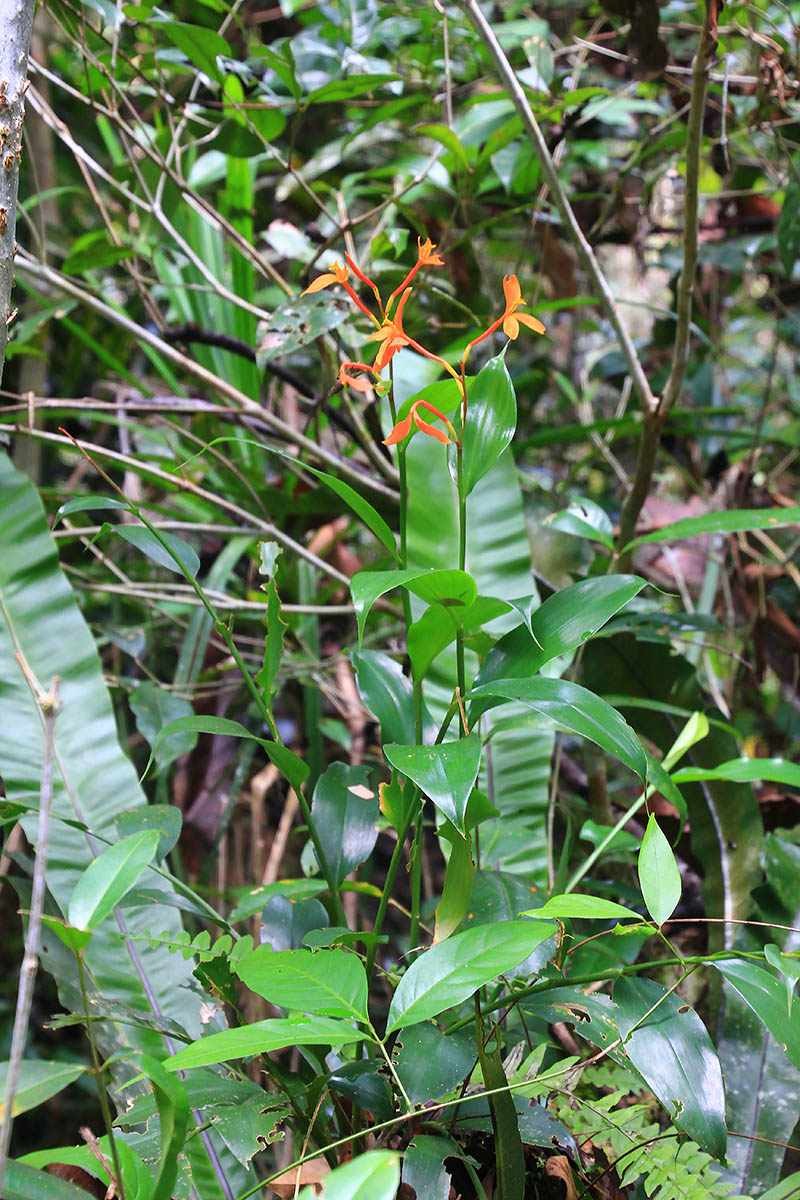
[{"xmin": 0, "ymin": 664, "xmax": 60, "ymax": 1188}]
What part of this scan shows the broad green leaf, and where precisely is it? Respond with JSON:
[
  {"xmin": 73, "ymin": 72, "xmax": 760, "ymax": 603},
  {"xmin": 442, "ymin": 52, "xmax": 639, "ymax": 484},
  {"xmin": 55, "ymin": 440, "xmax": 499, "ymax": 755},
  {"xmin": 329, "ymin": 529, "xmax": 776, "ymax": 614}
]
[
  {"xmin": 350, "ymin": 567, "xmax": 429, "ymax": 648},
  {"xmin": 613, "ymin": 976, "xmax": 727, "ymax": 1159},
  {"xmin": 0, "ymin": 1060, "xmax": 86, "ymax": 1119},
  {"xmin": 393, "ymin": 1024, "xmax": 476, "ymax": 1105},
  {"xmin": 165, "ymin": 1015, "xmax": 367, "ymax": 1071},
  {"xmin": 673, "ymin": 757, "xmax": 800, "ymax": 788},
  {"xmin": 469, "ymin": 677, "xmax": 647, "ymax": 782},
  {"xmin": 261, "ymin": 894, "xmax": 329, "ymax": 952},
  {"xmin": 408, "ymin": 595, "xmax": 510, "ymax": 679},
  {"xmin": 144, "ymin": 715, "xmax": 308, "ymax": 795},
  {"xmin": 715, "ymin": 960, "xmax": 800, "ymax": 1071},
  {"xmin": 297, "ymin": 1150, "xmax": 400, "ymax": 1200},
  {"xmin": 138, "ymin": 1053, "xmax": 190, "ymax": 1200},
  {"xmin": 760, "ymin": 1173, "xmax": 800, "ymax": 1200},
  {"xmin": 544, "ymin": 497, "xmax": 614, "ymax": 547},
  {"xmin": 256, "ymin": 292, "xmax": 350, "ymax": 366},
  {"xmin": 1, "ymin": 1162, "xmax": 108, "ymax": 1200},
  {"xmin": 20, "ymin": 1138, "xmax": 151, "ymax": 1200},
  {"xmin": 473, "ymin": 575, "xmax": 645, "ymax": 705},
  {"xmin": 764, "ymin": 944, "xmax": 800, "ymax": 1016},
  {"xmin": 386, "ymin": 919, "xmax": 556, "ymax": 1032},
  {"xmin": 449, "ymin": 355, "xmax": 516, "ymax": 496},
  {"xmin": 62, "ymin": 234, "xmax": 134, "ymax": 274},
  {"xmin": 68, "ymin": 831, "xmax": 160, "ymax": 930},
  {"xmin": 402, "ymin": 1136, "xmax": 454, "ymax": 1200},
  {"xmin": 234, "ymin": 946, "xmax": 368, "ymax": 1020},
  {"xmin": 524, "ymin": 895, "xmax": 641, "ymax": 922},
  {"xmin": 129, "ymin": 681, "xmax": 196, "ymax": 772},
  {"xmin": 328, "ymin": 1061, "xmax": 394, "ymax": 1124},
  {"xmin": 415, "ymin": 122, "xmax": 470, "ymax": 168},
  {"xmin": 306, "ymin": 75, "xmax": 400, "ymax": 104},
  {"xmin": 351, "ymin": 649, "xmax": 421, "ymax": 746},
  {"xmin": 311, "ymin": 762, "xmax": 379, "ymax": 886},
  {"xmin": 623, "ymin": 507, "xmax": 800, "ymax": 553},
  {"xmin": 54, "ymin": 495, "xmax": 131, "ymax": 522},
  {"xmin": 434, "ymin": 826, "xmax": 474, "ymax": 942},
  {"xmin": 39, "ymin": 917, "xmax": 93, "ymax": 954},
  {"xmin": 153, "ymin": 20, "xmax": 229, "ymax": 82},
  {"xmin": 383, "ymin": 734, "xmax": 482, "ymax": 833},
  {"xmin": 114, "ymin": 804, "xmax": 182, "ymax": 862},
  {"xmin": 115, "ymin": 524, "xmax": 200, "ymax": 578},
  {"xmin": 638, "ymin": 813, "xmax": 681, "ymax": 926},
  {"xmin": 351, "ymin": 567, "xmax": 476, "ymax": 648}
]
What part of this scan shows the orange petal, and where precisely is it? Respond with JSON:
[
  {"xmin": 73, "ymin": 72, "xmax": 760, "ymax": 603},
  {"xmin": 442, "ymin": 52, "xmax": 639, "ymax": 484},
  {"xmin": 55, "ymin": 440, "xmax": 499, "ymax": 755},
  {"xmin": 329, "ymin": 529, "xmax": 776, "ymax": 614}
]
[
  {"xmin": 301, "ymin": 273, "xmax": 337, "ymax": 296},
  {"xmin": 383, "ymin": 413, "xmax": 414, "ymax": 445},
  {"xmin": 503, "ymin": 313, "xmax": 520, "ymax": 339},
  {"xmin": 516, "ymin": 311, "xmax": 547, "ymax": 335},
  {"xmin": 418, "ymin": 236, "xmax": 445, "ymax": 266},
  {"xmin": 502, "ymin": 273, "xmax": 522, "ymax": 313},
  {"xmin": 343, "ymin": 252, "xmax": 381, "ymax": 301},
  {"xmin": 413, "ymin": 411, "xmax": 451, "ymax": 443}
]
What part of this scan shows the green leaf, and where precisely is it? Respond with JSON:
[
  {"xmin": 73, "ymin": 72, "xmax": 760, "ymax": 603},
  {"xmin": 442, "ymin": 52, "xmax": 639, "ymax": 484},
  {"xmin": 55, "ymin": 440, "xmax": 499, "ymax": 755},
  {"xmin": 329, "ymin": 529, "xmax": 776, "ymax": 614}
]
[
  {"xmin": 401, "ymin": 1136, "xmax": 454, "ymax": 1200},
  {"xmin": 144, "ymin": 715, "xmax": 308, "ymax": 794},
  {"xmin": 524, "ymin": 894, "xmax": 641, "ymax": 921},
  {"xmin": 256, "ymin": 292, "xmax": 350, "ymax": 366},
  {"xmin": 714, "ymin": 959, "xmax": 800, "ymax": 1071},
  {"xmin": 764, "ymin": 944, "xmax": 800, "ymax": 1016},
  {"xmin": 138, "ymin": 1053, "xmax": 190, "ymax": 1200},
  {"xmin": 352, "ymin": 649, "xmax": 424, "ymax": 746},
  {"xmin": 469, "ymin": 677, "xmax": 647, "ymax": 782},
  {"xmin": 68, "ymin": 831, "xmax": 160, "ymax": 930},
  {"xmin": 311, "ymin": 763, "xmax": 379, "ymax": 886},
  {"xmin": 234, "ymin": 946, "xmax": 368, "ymax": 1020},
  {"xmin": 115, "ymin": 524, "xmax": 200, "ymax": 578},
  {"xmin": 415, "ymin": 122, "xmax": 471, "ymax": 169},
  {"xmin": 624, "ymin": 507, "xmax": 800, "ymax": 552},
  {"xmin": 638, "ymin": 813, "xmax": 681, "ymax": 926},
  {"xmin": 673, "ymin": 757, "xmax": 800, "ymax": 788},
  {"xmin": 778, "ymin": 167, "xmax": 800, "ymax": 277},
  {"xmin": 129, "ymin": 681, "xmax": 196, "ymax": 772},
  {"xmin": 450, "ymin": 355, "xmax": 516, "ymax": 496},
  {"xmin": 305, "ymin": 75, "xmax": 400, "ymax": 104},
  {"xmin": 297, "ymin": 1151, "xmax": 400, "ymax": 1200},
  {"xmin": 613, "ymin": 976, "xmax": 727, "ymax": 1159},
  {"xmin": 165, "ymin": 1015, "xmax": 367, "ymax": 1071},
  {"xmin": 760, "ymin": 1173, "xmax": 800, "ymax": 1200},
  {"xmin": 114, "ymin": 804, "xmax": 182, "ymax": 863},
  {"xmin": 434, "ymin": 826, "xmax": 474, "ymax": 942},
  {"xmin": 386, "ymin": 919, "xmax": 556, "ymax": 1032},
  {"xmin": 217, "ymin": 111, "xmax": 286, "ymax": 155},
  {"xmin": 54, "ymin": 495, "xmax": 131, "ymax": 523},
  {"xmin": 473, "ymin": 575, "xmax": 645, "ymax": 706},
  {"xmin": 1, "ymin": 1162, "xmax": 104, "ymax": 1200},
  {"xmin": 0, "ymin": 1060, "xmax": 86, "ymax": 1119},
  {"xmin": 62, "ymin": 233, "xmax": 134, "ymax": 274},
  {"xmin": 153, "ymin": 20, "xmax": 229, "ymax": 82},
  {"xmin": 544, "ymin": 497, "xmax": 614, "ymax": 547},
  {"xmin": 393, "ymin": 1024, "xmax": 476, "ymax": 1105},
  {"xmin": 383, "ymin": 734, "xmax": 482, "ymax": 833},
  {"xmin": 254, "ymin": 564, "xmax": 285, "ymax": 734},
  {"xmin": 350, "ymin": 567, "xmax": 476, "ymax": 648},
  {"xmin": 408, "ymin": 595, "xmax": 511, "ymax": 679}
]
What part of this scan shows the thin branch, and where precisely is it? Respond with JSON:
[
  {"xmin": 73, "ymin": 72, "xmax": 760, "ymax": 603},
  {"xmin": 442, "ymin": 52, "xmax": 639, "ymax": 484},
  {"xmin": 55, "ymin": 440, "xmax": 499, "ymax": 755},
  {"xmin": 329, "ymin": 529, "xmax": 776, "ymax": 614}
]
[
  {"xmin": 0, "ymin": 666, "xmax": 60, "ymax": 1188},
  {"xmin": 457, "ymin": 0, "xmax": 656, "ymax": 416},
  {"xmin": 13, "ymin": 252, "xmax": 399, "ymax": 500}
]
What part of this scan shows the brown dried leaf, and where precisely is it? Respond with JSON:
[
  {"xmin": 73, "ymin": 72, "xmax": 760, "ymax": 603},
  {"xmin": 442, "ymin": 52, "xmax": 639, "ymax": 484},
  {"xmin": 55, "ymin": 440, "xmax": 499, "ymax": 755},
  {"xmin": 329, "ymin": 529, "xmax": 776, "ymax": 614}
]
[
  {"xmin": 268, "ymin": 1155, "xmax": 330, "ymax": 1197},
  {"xmin": 545, "ymin": 1155, "xmax": 579, "ymax": 1200}
]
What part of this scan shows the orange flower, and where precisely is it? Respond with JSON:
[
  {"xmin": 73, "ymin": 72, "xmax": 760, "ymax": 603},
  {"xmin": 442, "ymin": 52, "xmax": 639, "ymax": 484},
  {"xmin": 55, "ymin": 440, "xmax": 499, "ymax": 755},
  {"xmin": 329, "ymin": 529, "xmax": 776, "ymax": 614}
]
[
  {"xmin": 344, "ymin": 252, "xmax": 382, "ymax": 309},
  {"xmin": 386, "ymin": 236, "xmax": 446, "ymax": 309},
  {"xmin": 501, "ymin": 274, "xmax": 546, "ymax": 339},
  {"xmin": 462, "ymin": 273, "xmax": 546, "ymax": 367},
  {"xmin": 339, "ymin": 361, "xmax": 381, "ymax": 393},
  {"xmin": 384, "ymin": 399, "xmax": 456, "ymax": 446},
  {"xmin": 301, "ymin": 259, "xmax": 379, "ymax": 325},
  {"xmin": 301, "ymin": 260, "xmax": 349, "ymax": 295},
  {"xmin": 368, "ymin": 287, "xmax": 414, "ymax": 372}
]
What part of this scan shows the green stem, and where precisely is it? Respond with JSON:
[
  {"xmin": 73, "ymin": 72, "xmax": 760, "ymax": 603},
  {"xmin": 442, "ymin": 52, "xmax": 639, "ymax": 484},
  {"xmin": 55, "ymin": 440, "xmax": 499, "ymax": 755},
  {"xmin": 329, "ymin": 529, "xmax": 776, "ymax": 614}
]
[
  {"xmin": 409, "ymin": 677, "xmax": 425, "ymax": 951},
  {"xmin": 365, "ymin": 785, "xmax": 421, "ymax": 980},
  {"xmin": 456, "ymin": 445, "xmax": 466, "ymax": 697},
  {"xmin": 77, "ymin": 953, "xmax": 126, "ymax": 1200}
]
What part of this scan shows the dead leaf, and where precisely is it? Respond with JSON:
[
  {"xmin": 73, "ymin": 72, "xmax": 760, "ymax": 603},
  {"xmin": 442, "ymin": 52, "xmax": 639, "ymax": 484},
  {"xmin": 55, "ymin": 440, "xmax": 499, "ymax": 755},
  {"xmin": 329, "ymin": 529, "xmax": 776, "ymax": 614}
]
[
  {"xmin": 545, "ymin": 1155, "xmax": 578, "ymax": 1200},
  {"xmin": 268, "ymin": 1155, "xmax": 330, "ymax": 1197}
]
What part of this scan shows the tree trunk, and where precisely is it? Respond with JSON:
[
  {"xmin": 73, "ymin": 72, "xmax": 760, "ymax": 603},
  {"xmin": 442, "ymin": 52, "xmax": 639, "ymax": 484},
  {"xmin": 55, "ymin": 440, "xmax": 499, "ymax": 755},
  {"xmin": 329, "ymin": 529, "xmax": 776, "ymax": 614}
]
[{"xmin": 0, "ymin": 0, "xmax": 36, "ymax": 384}]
